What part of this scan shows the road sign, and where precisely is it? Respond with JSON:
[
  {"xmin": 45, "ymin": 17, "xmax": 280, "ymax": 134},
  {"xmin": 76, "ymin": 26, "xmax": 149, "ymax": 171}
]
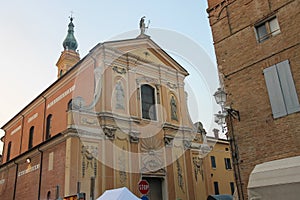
[{"xmin": 138, "ymin": 180, "xmax": 150, "ymax": 194}]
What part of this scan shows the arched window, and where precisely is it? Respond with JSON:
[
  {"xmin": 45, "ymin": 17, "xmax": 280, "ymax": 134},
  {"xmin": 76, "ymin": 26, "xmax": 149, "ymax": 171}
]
[
  {"xmin": 170, "ymin": 95, "xmax": 178, "ymax": 121},
  {"xmin": 141, "ymin": 84, "xmax": 156, "ymax": 120},
  {"xmin": 46, "ymin": 114, "xmax": 52, "ymax": 140},
  {"xmin": 67, "ymin": 99, "xmax": 73, "ymax": 110},
  {"xmin": 47, "ymin": 191, "xmax": 51, "ymax": 200},
  {"xmin": 28, "ymin": 126, "xmax": 34, "ymax": 150},
  {"xmin": 59, "ymin": 69, "xmax": 63, "ymax": 77},
  {"xmin": 6, "ymin": 141, "xmax": 11, "ymax": 161}
]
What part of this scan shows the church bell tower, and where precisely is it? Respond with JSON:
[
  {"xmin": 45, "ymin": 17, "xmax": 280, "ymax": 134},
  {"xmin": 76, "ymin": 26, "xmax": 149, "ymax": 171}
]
[{"xmin": 56, "ymin": 17, "xmax": 80, "ymax": 78}]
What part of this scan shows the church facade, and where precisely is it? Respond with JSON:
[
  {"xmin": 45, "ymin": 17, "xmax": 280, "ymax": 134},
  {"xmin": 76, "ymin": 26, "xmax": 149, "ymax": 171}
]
[{"xmin": 0, "ymin": 18, "xmax": 212, "ymax": 200}]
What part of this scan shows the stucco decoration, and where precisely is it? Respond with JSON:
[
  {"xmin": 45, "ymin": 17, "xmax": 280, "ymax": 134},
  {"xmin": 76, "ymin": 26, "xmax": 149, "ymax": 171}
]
[
  {"xmin": 112, "ymin": 66, "xmax": 126, "ymax": 74},
  {"xmin": 167, "ymin": 82, "xmax": 178, "ymax": 89},
  {"xmin": 118, "ymin": 147, "xmax": 127, "ymax": 185},
  {"xmin": 81, "ymin": 145, "xmax": 98, "ymax": 177},
  {"xmin": 129, "ymin": 131, "xmax": 140, "ymax": 143},
  {"xmin": 103, "ymin": 126, "xmax": 117, "ymax": 140},
  {"xmin": 193, "ymin": 157, "xmax": 204, "ymax": 181},
  {"xmin": 164, "ymin": 135, "xmax": 174, "ymax": 147},
  {"xmin": 140, "ymin": 137, "xmax": 164, "ymax": 173},
  {"xmin": 183, "ymin": 140, "xmax": 191, "ymax": 150},
  {"xmin": 115, "ymin": 81, "xmax": 125, "ymax": 110},
  {"xmin": 176, "ymin": 158, "xmax": 185, "ymax": 192},
  {"xmin": 136, "ymin": 76, "xmax": 158, "ymax": 85}
]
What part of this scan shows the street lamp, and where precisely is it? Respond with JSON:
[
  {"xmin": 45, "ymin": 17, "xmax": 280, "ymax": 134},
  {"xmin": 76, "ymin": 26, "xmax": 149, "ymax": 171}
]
[
  {"xmin": 213, "ymin": 87, "xmax": 227, "ymax": 106},
  {"xmin": 213, "ymin": 87, "xmax": 244, "ymax": 200}
]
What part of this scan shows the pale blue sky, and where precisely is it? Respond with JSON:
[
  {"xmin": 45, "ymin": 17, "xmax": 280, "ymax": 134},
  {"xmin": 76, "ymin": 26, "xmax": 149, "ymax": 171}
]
[{"xmin": 0, "ymin": 1, "xmax": 222, "ymax": 153}]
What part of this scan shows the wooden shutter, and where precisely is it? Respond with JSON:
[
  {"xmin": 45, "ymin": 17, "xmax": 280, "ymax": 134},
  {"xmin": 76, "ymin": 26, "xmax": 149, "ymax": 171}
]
[
  {"xmin": 276, "ymin": 60, "xmax": 300, "ymax": 114},
  {"xmin": 263, "ymin": 65, "xmax": 287, "ymax": 118}
]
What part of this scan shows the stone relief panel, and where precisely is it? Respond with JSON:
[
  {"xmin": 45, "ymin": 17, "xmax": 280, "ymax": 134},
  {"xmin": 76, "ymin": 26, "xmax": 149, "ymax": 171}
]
[
  {"xmin": 81, "ymin": 145, "xmax": 98, "ymax": 177},
  {"xmin": 192, "ymin": 156, "xmax": 204, "ymax": 182},
  {"xmin": 140, "ymin": 137, "xmax": 165, "ymax": 173},
  {"xmin": 115, "ymin": 81, "xmax": 125, "ymax": 110},
  {"xmin": 118, "ymin": 147, "xmax": 127, "ymax": 185},
  {"xmin": 176, "ymin": 158, "xmax": 185, "ymax": 193}
]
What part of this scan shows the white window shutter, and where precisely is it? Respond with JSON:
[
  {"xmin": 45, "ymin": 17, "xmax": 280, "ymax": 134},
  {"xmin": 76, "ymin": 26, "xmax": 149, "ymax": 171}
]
[
  {"xmin": 263, "ymin": 65, "xmax": 287, "ymax": 118},
  {"xmin": 276, "ymin": 60, "xmax": 300, "ymax": 114}
]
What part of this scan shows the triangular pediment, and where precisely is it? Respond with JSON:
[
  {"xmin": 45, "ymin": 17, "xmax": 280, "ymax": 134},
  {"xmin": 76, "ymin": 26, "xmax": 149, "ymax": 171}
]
[{"xmin": 98, "ymin": 36, "xmax": 189, "ymax": 76}]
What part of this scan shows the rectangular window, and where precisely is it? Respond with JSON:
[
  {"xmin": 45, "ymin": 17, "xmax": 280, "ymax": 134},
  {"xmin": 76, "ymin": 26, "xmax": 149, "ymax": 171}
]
[
  {"xmin": 211, "ymin": 156, "xmax": 216, "ymax": 168},
  {"xmin": 255, "ymin": 17, "xmax": 280, "ymax": 42},
  {"xmin": 230, "ymin": 182, "xmax": 235, "ymax": 195},
  {"xmin": 225, "ymin": 158, "xmax": 232, "ymax": 170},
  {"xmin": 214, "ymin": 181, "xmax": 219, "ymax": 195},
  {"xmin": 141, "ymin": 85, "xmax": 157, "ymax": 120},
  {"xmin": 264, "ymin": 60, "xmax": 300, "ymax": 118}
]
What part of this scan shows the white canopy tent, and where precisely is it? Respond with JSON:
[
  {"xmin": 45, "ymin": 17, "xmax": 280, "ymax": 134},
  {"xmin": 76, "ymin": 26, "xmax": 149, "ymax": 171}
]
[
  {"xmin": 96, "ymin": 187, "xmax": 140, "ymax": 200},
  {"xmin": 248, "ymin": 155, "xmax": 300, "ymax": 200}
]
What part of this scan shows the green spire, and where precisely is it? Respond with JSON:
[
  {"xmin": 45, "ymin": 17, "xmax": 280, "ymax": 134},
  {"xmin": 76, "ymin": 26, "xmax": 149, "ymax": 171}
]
[{"xmin": 63, "ymin": 17, "xmax": 78, "ymax": 51}]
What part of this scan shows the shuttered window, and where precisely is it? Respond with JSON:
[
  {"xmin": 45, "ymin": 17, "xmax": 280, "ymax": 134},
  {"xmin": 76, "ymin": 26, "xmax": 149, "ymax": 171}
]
[{"xmin": 263, "ymin": 60, "xmax": 300, "ymax": 118}]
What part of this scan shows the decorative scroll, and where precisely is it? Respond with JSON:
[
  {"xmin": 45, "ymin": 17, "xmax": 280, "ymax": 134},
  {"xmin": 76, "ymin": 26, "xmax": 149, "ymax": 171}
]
[
  {"xmin": 103, "ymin": 126, "xmax": 117, "ymax": 140},
  {"xmin": 129, "ymin": 131, "xmax": 140, "ymax": 143},
  {"xmin": 167, "ymin": 82, "xmax": 178, "ymax": 89},
  {"xmin": 183, "ymin": 140, "xmax": 191, "ymax": 150},
  {"xmin": 164, "ymin": 135, "xmax": 174, "ymax": 147},
  {"xmin": 113, "ymin": 66, "xmax": 126, "ymax": 74}
]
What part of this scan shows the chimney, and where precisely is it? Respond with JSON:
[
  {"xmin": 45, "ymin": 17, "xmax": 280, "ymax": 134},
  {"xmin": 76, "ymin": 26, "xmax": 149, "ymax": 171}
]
[{"xmin": 213, "ymin": 128, "xmax": 219, "ymax": 139}]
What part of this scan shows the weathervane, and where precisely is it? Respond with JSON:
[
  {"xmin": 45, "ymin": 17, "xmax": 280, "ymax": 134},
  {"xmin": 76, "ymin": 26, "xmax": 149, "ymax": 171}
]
[{"xmin": 139, "ymin": 16, "xmax": 150, "ymax": 35}]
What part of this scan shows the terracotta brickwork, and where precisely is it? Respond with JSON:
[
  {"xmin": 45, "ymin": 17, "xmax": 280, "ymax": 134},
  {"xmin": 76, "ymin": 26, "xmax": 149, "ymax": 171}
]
[{"xmin": 207, "ymin": 0, "xmax": 300, "ymax": 199}]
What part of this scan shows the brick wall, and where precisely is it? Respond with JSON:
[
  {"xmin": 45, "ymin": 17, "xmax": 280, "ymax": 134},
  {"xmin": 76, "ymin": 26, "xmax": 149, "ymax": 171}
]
[
  {"xmin": 40, "ymin": 141, "xmax": 66, "ymax": 200},
  {"xmin": 207, "ymin": 0, "xmax": 300, "ymax": 199}
]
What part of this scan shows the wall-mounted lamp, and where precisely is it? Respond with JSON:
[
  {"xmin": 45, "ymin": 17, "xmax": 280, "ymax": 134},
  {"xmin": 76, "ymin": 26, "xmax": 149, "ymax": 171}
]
[
  {"xmin": 213, "ymin": 88, "xmax": 240, "ymax": 130},
  {"xmin": 26, "ymin": 158, "xmax": 31, "ymax": 163},
  {"xmin": 213, "ymin": 87, "xmax": 244, "ymax": 200}
]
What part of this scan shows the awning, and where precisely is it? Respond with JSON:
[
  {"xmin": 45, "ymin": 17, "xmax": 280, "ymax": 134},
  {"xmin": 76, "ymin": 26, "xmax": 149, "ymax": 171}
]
[
  {"xmin": 248, "ymin": 156, "xmax": 300, "ymax": 200},
  {"xmin": 96, "ymin": 187, "xmax": 140, "ymax": 200}
]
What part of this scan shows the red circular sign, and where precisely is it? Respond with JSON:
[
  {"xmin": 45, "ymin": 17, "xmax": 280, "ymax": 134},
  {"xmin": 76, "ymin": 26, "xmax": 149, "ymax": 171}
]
[{"xmin": 138, "ymin": 180, "xmax": 150, "ymax": 194}]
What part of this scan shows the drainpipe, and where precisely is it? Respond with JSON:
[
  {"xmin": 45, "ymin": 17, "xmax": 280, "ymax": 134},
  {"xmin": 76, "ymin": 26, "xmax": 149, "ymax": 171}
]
[
  {"xmin": 42, "ymin": 96, "xmax": 47, "ymax": 141},
  {"xmin": 19, "ymin": 115, "xmax": 25, "ymax": 154},
  {"xmin": 13, "ymin": 161, "xmax": 19, "ymax": 200},
  {"xmin": 37, "ymin": 148, "xmax": 43, "ymax": 200}
]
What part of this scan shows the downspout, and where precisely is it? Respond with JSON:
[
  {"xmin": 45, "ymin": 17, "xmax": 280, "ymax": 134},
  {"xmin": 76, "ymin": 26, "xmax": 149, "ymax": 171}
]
[
  {"xmin": 19, "ymin": 114, "xmax": 25, "ymax": 154},
  {"xmin": 42, "ymin": 96, "xmax": 47, "ymax": 141},
  {"xmin": 13, "ymin": 161, "xmax": 19, "ymax": 200},
  {"xmin": 37, "ymin": 148, "xmax": 43, "ymax": 200}
]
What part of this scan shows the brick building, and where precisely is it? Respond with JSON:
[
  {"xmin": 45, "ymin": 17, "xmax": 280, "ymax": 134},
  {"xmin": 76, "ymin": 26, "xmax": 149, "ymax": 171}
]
[
  {"xmin": 206, "ymin": 0, "xmax": 300, "ymax": 199},
  {"xmin": 0, "ymin": 17, "xmax": 235, "ymax": 200}
]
